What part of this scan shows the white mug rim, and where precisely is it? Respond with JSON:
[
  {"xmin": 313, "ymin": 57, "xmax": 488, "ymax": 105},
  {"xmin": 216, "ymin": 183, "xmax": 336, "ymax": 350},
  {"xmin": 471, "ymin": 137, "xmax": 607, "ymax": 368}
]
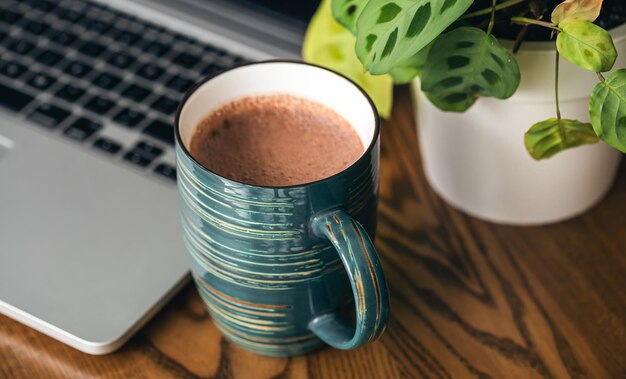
[{"xmin": 174, "ymin": 60, "xmax": 381, "ymax": 189}]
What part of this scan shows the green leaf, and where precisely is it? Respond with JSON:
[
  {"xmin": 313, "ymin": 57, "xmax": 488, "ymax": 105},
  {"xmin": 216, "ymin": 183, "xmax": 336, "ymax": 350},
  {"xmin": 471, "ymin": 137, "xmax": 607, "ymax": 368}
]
[
  {"xmin": 388, "ymin": 42, "xmax": 432, "ymax": 83},
  {"xmin": 303, "ymin": 0, "xmax": 393, "ymax": 118},
  {"xmin": 388, "ymin": 19, "xmax": 468, "ymax": 84},
  {"xmin": 551, "ymin": 0, "xmax": 602, "ymax": 26},
  {"xmin": 354, "ymin": 0, "xmax": 474, "ymax": 75},
  {"xmin": 420, "ymin": 27, "xmax": 521, "ymax": 112},
  {"xmin": 589, "ymin": 69, "xmax": 626, "ymax": 153},
  {"xmin": 331, "ymin": 0, "xmax": 367, "ymax": 33},
  {"xmin": 556, "ymin": 21, "xmax": 617, "ymax": 72},
  {"xmin": 524, "ymin": 118, "xmax": 599, "ymax": 159}
]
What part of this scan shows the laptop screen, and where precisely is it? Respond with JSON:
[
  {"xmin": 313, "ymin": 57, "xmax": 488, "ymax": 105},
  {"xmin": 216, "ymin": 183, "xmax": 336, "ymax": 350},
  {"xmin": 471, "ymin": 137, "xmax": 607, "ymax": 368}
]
[{"xmin": 232, "ymin": 0, "xmax": 321, "ymax": 24}]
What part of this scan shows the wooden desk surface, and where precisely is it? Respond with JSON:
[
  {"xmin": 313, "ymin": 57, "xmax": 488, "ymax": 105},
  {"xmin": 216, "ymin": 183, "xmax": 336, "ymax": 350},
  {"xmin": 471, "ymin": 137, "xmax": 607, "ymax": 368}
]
[{"xmin": 1, "ymin": 88, "xmax": 625, "ymax": 379}]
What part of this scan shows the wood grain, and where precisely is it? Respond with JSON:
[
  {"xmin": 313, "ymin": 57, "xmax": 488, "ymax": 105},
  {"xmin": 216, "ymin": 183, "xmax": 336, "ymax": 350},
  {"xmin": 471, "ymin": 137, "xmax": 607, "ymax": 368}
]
[{"xmin": 1, "ymin": 87, "xmax": 625, "ymax": 378}]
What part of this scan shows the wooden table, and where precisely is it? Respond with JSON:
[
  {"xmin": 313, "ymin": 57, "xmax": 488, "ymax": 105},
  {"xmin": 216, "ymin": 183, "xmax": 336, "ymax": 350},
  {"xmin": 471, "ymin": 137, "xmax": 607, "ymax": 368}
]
[{"xmin": 2, "ymin": 88, "xmax": 625, "ymax": 378}]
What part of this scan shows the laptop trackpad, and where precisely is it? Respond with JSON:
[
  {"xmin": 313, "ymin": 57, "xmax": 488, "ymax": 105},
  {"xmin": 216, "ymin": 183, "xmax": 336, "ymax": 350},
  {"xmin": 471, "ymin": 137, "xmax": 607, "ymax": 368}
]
[{"xmin": 0, "ymin": 119, "xmax": 188, "ymax": 352}]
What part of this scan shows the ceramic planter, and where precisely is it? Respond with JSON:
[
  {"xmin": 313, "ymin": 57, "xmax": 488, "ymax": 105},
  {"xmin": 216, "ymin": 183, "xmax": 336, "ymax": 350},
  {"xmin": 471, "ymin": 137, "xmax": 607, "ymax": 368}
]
[{"xmin": 412, "ymin": 24, "xmax": 626, "ymax": 225}]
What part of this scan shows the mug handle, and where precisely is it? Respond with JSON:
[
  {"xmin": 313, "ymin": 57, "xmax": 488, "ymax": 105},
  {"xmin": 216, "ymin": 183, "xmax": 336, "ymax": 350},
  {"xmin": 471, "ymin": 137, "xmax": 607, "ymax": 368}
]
[{"xmin": 309, "ymin": 209, "xmax": 389, "ymax": 349}]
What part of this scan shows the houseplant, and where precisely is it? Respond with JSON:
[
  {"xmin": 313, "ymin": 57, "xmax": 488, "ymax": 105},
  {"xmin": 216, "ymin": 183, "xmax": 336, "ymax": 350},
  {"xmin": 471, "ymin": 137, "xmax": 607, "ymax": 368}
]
[{"xmin": 303, "ymin": 0, "xmax": 626, "ymax": 225}]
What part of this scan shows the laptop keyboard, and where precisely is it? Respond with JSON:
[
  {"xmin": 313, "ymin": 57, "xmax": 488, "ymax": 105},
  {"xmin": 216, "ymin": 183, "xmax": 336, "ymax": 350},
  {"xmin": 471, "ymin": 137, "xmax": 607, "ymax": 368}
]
[{"xmin": 0, "ymin": 0, "xmax": 250, "ymax": 183}]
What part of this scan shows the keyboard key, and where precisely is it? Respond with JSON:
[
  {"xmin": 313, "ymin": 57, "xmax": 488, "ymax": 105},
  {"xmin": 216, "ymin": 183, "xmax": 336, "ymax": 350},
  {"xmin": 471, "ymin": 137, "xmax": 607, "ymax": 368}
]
[
  {"xmin": 143, "ymin": 119, "xmax": 174, "ymax": 146},
  {"xmin": 158, "ymin": 30, "xmax": 176, "ymax": 43},
  {"xmin": 115, "ymin": 30, "xmax": 140, "ymax": 46},
  {"xmin": 150, "ymin": 95, "xmax": 178, "ymax": 116},
  {"xmin": 78, "ymin": 17, "xmax": 111, "ymax": 33},
  {"xmin": 123, "ymin": 140, "xmax": 164, "ymax": 168},
  {"xmin": 134, "ymin": 141, "xmax": 163, "ymax": 159},
  {"xmin": 93, "ymin": 137, "xmax": 122, "ymax": 155},
  {"xmin": 200, "ymin": 63, "xmax": 226, "ymax": 76},
  {"xmin": 172, "ymin": 52, "xmax": 199, "ymax": 69},
  {"xmin": 8, "ymin": 39, "xmax": 35, "ymax": 55},
  {"xmin": 123, "ymin": 150, "xmax": 151, "ymax": 168},
  {"xmin": 103, "ymin": 25, "xmax": 121, "ymax": 39},
  {"xmin": 93, "ymin": 72, "xmax": 122, "ymax": 90},
  {"xmin": 25, "ymin": 72, "xmax": 56, "ymax": 90},
  {"xmin": 27, "ymin": 103, "xmax": 71, "ymax": 129},
  {"xmin": 136, "ymin": 63, "xmax": 165, "ymax": 80},
  {"xmin": 223, "ymin": 52, "xmax": 242, "ymax": 62},
  {"xmin": 84, "ymin": 95, "xmax": 115, "ymax": 115},
  {"xmin": 132, "ymin": 35, "xmax": 151, "ymax": 50},
  {"xmin": 27, "ymin": 46, "xmax": 45, "ymax": 60},
  {"xmin": 0, "ymin": 61, "xmax": 27, "ymax": 79},
  {"xmin": 63, "ymin": 117, "xmax": 102, "ymax": 142},
  {"xmin": 56, "ymin": 7, "xmax": 84, "ymax": 23},
  {"xmin": 116, "ymin": 12, "xmax": 136, "ymax": 23},
  {"xmin": 42, "ymin": 26, "xmax": 61, "ymax": 39},
  {"xmin": 35, "ymin": 49, "xmax": 63, "ymax": 66},
  {"xmin": 154, "ymin": 163, "xmax": 176, "ymax": 181},
  {"xmin": 25, "ymin": 0, "xmax": 56, "ymax": 12},
  {"xmin": 113, "ymin": 108, "xmax": 145, "ymax": 128},
  {"xmin": 145, "ymin": 24, "xmax": 165, "ymax": 34},
  {"xmin": 49, "ymin": 30, "xmax": 78, "ymax": 46},
  {"xmin": 0, "ymin": 10, "xmax": 22, "ymax": 25},
  {"xmin": 78, "ymin": 41, "xmax": 107, "ymax": 57},
  {"xmin": 165, "ymin": 75, "xmax": 195, "ymax": 93},
  {"xmin": 1, "ymin": 35, "xmax": 17, "ymax": 49},
  {"xmin": 232, "ymin": 56, "xmax": 249, "ymax": 65},
  {"xmin": 64, "ymin": 60, "xmax": 91, "ymax": 78},
  {"xmin": 0, "ymin": 30, "xmax": 8, "ymax": 43},
  {"xmin": 0, "ymin": 83, "xmax": 34, "ymax": 112},
  {"xmin": 120, "ymin": 84, "xmax": 150, "ymax": 102},
  {"xmin": 174, "ymin": 34, "xmax": 195, "ymax": 44},
  {"xmin": 90, "ymin": 9, "xmax": 115, "ymax": 23},
  {"xmin": 106, "ymin": 51, "xmax": 135, "ymax": 69},
  {"xmin": 89, "ymin": 2, "xmax": 107, "ymax": 12},
  {"xmin": 20, "ymin": 19, "xmax": 49, "ymax": 35},
  {"xmin": 55, "ymin": 84, "xmax": 86, "ymax": 103},
  {"xmin": 204, "ymin": 45, "xmax": 227, "ymax": 56},
  {"xmin": 143, "ymin": 41, "xmax": 169, "ymax": 57}
]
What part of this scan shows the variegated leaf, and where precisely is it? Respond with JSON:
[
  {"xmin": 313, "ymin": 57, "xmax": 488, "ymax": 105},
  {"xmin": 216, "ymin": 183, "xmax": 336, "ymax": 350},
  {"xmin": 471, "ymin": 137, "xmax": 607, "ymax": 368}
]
[
  {"xmin": 524, "ymin": 118, "xmax": 598, "ymax": 159},
  {"xmin": 331, "ymin": 0, "xmax": 367, "ymax": 33},
  {"xmin": 420, "ymin": 27, "xmax": 520, "ymax": 112},
  {"xmin": 355, "ymin": 0, "xmax": 474, "ymax": 74}
]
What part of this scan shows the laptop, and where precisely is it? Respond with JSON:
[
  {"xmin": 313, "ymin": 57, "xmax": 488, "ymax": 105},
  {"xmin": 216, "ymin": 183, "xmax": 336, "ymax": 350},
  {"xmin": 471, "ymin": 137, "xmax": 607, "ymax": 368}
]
[{"xmin": 0, "ymin": 0, "xmax": 318, "ymax": 355}]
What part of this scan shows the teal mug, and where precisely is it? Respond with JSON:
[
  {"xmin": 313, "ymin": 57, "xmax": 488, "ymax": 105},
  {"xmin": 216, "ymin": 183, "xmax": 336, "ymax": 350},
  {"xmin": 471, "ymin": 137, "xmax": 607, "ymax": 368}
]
[{"xmin": 175, "ymin": 61, "xmax": 389, "ymax": 357}]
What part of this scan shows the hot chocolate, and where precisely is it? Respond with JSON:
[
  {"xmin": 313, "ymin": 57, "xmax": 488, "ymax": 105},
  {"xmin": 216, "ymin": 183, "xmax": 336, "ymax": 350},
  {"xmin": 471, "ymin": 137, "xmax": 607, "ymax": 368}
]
[{"xmin": 189, "ymin": 94, "xmax": 364, "ymax": 186}]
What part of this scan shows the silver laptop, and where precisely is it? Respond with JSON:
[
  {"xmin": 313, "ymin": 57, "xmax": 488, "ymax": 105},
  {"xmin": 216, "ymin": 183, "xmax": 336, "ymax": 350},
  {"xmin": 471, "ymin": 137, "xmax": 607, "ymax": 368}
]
[{"xmin": 0, "ymin": 0, "xmax": 317, "ymax": 354}]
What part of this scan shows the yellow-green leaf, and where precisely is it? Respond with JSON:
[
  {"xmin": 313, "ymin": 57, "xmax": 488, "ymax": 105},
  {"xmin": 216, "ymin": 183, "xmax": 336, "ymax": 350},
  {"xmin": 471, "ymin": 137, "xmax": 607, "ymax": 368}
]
[
  {"xmin": 589, "ymin": 69, "xmax": 626, "ymax": 153},
  {"xmin": 303, "ymin": 0, "xmax": 393, "ymax": 118},
  {"xmin": 556, "ymin": 21, "xmax": 617, "ymax": 72},
  {"xmin": 524, "ymin": 118, "xmax": 599, "ymax": 159},
  {"xmin": 551, "ymin": 0, "xmax": 603, "ymax": 26}
]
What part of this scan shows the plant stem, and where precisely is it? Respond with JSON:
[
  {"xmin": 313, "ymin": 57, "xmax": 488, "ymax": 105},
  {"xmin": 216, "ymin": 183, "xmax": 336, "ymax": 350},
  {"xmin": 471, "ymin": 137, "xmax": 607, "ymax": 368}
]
[
  {"xmin": 461, "ymin": 0, "xmax": 525, "ymax": 19},
  {"xmin": 555, "ymin": 50, "xmax": 567, "ymax": 144},
  {"xmin": 512, "ymin": 24, "xmax": 529, "ymax": 53},
  {"xmin": 511, "ymin": 17, "xmax": 559, "ymax": 30},
  {"xmin": 487, "ymin": 0, "xmax": 497, "ymax": 35},
  {"xmin": 597, "ymin": 72, "xmax": 606, "ymax": 82},
  {"xmin": 555, "ymin": 50, "xmax": 561, "ymax": 120}
]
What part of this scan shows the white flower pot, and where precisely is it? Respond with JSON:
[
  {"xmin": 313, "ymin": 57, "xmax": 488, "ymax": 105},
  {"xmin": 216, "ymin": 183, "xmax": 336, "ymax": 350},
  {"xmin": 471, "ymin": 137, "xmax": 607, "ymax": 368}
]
[{"xmin": 412, "ymin": 24, "xmax": 626, "ymax": 225}]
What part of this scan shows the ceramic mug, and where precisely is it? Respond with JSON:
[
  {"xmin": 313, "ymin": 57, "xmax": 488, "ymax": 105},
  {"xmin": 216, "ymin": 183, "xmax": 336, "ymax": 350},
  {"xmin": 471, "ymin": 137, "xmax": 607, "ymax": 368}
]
[{"xmin": 175, "ymin": 61, "xmax": 389, "ymax": 357}]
